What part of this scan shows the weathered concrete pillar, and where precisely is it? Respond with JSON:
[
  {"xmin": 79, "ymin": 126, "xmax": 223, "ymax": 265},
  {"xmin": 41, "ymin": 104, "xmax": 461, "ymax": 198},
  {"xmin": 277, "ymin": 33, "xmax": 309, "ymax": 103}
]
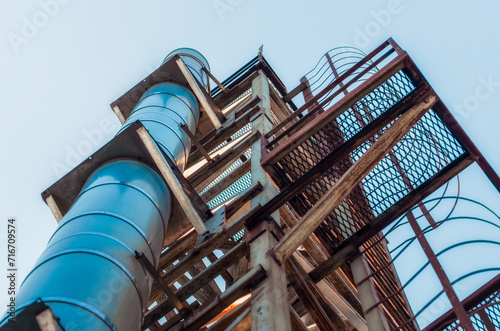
[
  {"xmin": 249, "ymin": 70, "xmax": 292, "ymax": 331},
  {"xmin": 351, "ymin": 250, "xmax": 391, "ymax": 331}
]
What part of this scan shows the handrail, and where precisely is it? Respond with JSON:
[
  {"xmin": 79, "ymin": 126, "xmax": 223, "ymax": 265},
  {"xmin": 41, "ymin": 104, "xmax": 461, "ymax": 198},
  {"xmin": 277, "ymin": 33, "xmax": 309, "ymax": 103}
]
[
  {"xmin": 264, "ymin": 39, "xmax": 395, "ymax": 140},
  {"xmin": 265, "ymin": 47, "xmax": 397, "ymax": 147}
]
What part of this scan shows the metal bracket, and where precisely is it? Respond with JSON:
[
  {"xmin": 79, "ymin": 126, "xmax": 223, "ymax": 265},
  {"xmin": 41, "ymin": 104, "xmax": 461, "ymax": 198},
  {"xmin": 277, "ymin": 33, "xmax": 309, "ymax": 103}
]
[
  {"xmin": 202, "ymin": 67, "xmax": 226, "ymax": 92},
  {"xmin": 175, "ymin": 56, "xmax": 224, "ymax": 130},
  {"xmin": 283, "ymin": 81, "xmax": 307, "ymax": 103},
  {"xmin": 195, "ymin": 207, "xmax": 226, "ymax": 248},
  {"xmin": 137, "ymin": 126, "xmax": 209, "ymax": 235},
  {"xmin": 135, "ymin": 251, "xmax": 188, "ymax": 315},
  {"xmin": 159, "ymin": 148, "xmax": 213, "ymax": 221},
  {"xmin": 180, "ymin": 124, "xmax": 212, "ymax": 163}
]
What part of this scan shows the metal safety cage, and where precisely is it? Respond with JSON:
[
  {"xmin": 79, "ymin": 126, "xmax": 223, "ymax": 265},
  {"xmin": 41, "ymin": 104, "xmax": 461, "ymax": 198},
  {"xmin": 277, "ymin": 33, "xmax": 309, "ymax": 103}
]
[
  {"xmin": 261, "ymin": 38, "xmax": 500, "ymax": 252},
  {"xmin": 260, "ymin": 38, "xmax": 500, "ymax": 330}
]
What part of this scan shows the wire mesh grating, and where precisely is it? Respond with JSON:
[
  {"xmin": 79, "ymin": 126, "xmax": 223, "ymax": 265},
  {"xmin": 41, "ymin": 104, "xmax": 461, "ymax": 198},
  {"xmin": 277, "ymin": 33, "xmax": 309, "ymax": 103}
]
[
  {"xmin": 442, "ymin": 291, "xmax": 500, "ymax": 331},
  {"xmin": 207, "ymin": 171, "xmax": 252, "ymax": 209}
]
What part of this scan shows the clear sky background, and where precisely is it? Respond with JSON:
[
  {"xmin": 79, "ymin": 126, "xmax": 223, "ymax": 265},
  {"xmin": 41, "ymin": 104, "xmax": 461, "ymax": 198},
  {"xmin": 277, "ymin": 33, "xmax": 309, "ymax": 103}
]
[{"xmin": 0, "ymin": 0, "xmax": 499, "ymax": 328}]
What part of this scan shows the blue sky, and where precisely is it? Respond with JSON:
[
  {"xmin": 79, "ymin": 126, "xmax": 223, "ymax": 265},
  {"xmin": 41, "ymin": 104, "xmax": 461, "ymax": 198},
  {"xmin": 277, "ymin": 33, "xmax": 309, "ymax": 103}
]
[{"xmin": 1, "ymin": 0, "xmax": 499, "ymax": 328}]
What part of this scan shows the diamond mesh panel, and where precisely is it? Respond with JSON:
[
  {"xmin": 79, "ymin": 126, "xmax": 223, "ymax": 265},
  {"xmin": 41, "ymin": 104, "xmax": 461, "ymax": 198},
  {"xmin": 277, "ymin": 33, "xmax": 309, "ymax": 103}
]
[
  {"xmin": 272, "ymin": 70, "xmax": 416, "ymax": 181},
  {"xmin": 232, "ymin": 229, "xmax": 245, "ymax": 242},
  {"xmin": 441, "ymin": 290, "xmax": 500, "ymax": 331},
  {"xmin": 200, "ymin": 148, "xmax": 252, "ymax": 195},
  {"xmin": 268, "ymin": 67, "xmax": 467, "ymax": 331},
  {"xmin": 207, "ymin": 172, "xmax": 252, "ymax": 209}
]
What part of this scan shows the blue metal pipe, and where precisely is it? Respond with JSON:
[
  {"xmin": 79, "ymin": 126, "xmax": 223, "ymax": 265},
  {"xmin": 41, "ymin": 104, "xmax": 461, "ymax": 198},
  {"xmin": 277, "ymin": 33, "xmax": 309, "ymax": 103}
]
[{"xmin": 1, "ymin": 49, "xmax": 209, "ymax": 330}]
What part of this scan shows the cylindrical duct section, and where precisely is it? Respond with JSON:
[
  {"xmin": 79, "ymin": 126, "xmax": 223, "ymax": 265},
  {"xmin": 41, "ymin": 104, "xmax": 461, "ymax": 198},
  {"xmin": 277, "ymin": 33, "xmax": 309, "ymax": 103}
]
[
  {"xmin": 117, "ymin": 82, "xmax": 200, "ymax": 172},
  {"xmin": 1, "ymin": 49, "xmax": 209, "ymax": 331},
  {"xmin": 11, "ymin": 161, "xmax": 171, "ymax": 330},
  {"xmin": 164, "ymin": 48, "xmax": 210, "ymax": 90}
]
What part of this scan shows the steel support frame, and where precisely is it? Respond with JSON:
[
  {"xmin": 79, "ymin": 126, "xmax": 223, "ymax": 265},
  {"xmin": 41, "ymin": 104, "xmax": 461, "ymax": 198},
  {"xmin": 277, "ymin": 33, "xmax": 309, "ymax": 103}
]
[
  {"xmin": 137, "ymin": 39, "xmax": 500, "ymax": 330},
  {"xmin": 137, "ymin": 126, "xmax": 209, "ymax": 235},
  {"xmin": 175, "ymin": 56, "xmax": 223, "ymax": 130},
  {"xmin": 272, "ymin": 92, "xmax": 437, "ymax": 265}
]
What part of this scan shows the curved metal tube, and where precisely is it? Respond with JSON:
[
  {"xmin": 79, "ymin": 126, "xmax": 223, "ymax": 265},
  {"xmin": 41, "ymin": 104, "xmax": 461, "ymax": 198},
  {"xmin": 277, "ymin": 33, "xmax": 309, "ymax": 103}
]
[{"xmin": 1, "ymin": 49, "xmax": 209, "ymax": 330}]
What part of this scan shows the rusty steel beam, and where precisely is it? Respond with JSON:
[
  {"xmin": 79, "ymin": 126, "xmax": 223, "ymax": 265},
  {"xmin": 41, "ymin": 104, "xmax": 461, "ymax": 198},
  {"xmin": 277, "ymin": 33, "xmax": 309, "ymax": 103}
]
[
  {"xmin": 188, "ymin": 131, "xmax": 260, "ymax": 191},
  {"xmin": 169, "ymin": 265, "xmax": 267, "ymax": 331},
  {"xmin": 181, "ymin": 124, "xmax": 212, "ymax": 163},
  {"xmin": 433, "ymin": 100, "xmax": 500, "ymax": 193},
  {"xmin": 285, "ymin": 258, "xmax": 346, "ymax": 331},
  {"xmin": 406, "ymin": 211, "xmax": 475, "ymax": 331}
]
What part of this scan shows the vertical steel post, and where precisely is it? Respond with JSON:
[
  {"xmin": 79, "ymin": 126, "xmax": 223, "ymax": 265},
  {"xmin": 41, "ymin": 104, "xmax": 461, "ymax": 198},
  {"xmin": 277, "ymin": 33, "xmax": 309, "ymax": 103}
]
[{"xmin": 406, "ymin": 211, "xmax": 475, "ymax": 331}]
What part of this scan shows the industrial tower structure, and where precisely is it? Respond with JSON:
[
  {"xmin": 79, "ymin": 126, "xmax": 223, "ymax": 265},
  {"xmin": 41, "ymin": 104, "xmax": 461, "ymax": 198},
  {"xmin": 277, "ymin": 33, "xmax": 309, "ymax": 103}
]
[{"xmin": 2, "ymin": 39, "xmax": 499, "ymax": 330}]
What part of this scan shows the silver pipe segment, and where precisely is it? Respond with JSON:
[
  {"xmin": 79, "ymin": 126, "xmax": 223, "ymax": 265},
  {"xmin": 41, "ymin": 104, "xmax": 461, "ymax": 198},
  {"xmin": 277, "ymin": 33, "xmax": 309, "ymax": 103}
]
[
  {"xmin": 164, "ymin": 48, "xmax": 210, "ymax": 88},
  {"xmin": 1, "ymin": 49, "xmax": 209, "ymax": 330}
]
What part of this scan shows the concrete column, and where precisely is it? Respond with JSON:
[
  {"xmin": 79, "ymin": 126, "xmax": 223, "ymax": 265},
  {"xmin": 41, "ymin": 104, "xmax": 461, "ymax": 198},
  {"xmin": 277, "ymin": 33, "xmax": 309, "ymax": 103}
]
[
  {"xmin": 351, "ymin": 250, "xmax": 391, "ymax": 331},
  {"xmin": 249, "ymin": 70, "xmax": 292, "ymax": 331}
]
